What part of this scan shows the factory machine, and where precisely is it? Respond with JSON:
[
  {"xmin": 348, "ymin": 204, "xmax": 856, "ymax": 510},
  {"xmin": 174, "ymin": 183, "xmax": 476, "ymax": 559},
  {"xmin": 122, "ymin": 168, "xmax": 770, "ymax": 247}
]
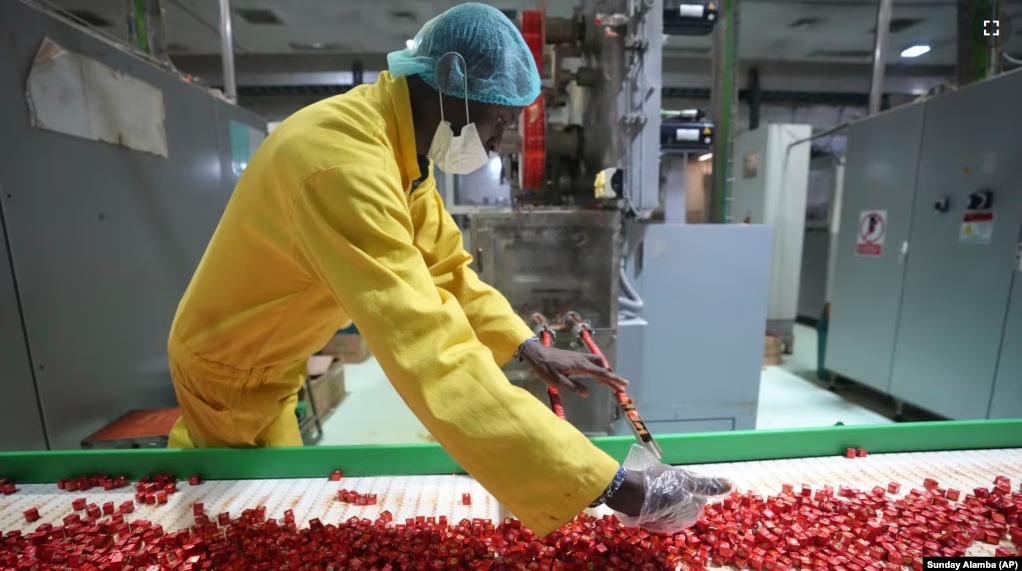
[
  {"xmin": 450, "ymin": 0, "xmax": 770, "ymax": 438},
  {"xmin": 827, "ymin": 68, "xmax": 1022, "ymax": 422}
]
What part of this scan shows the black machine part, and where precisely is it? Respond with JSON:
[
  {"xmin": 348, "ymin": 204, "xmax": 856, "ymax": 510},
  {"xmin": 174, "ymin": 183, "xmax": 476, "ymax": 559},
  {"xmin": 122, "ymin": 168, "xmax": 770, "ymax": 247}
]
[
  {"xmin": 661, "ymin": 119, "xmax": 715, "ymax": 152},
  {"xmin": 968, "ymin": 189, "xmax": 993, "ymax": 210},
  {"xmin": 664, "ymin": 0, "xmax": 719, "ymax": 36}
]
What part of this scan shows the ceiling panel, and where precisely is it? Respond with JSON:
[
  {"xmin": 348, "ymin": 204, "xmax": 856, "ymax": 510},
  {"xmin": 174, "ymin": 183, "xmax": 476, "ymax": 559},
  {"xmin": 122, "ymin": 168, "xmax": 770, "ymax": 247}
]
[{"xmin": 38, "ymin": 0, "xmax": 1022, "ymax": 67}]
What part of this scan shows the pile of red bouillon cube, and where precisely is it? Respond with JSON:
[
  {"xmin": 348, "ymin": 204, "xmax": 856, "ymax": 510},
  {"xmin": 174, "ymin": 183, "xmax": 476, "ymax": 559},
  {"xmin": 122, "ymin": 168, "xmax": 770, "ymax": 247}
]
[{"xmin": 2, "ymin": 469, "xmax": 1020, "ymax": 571}]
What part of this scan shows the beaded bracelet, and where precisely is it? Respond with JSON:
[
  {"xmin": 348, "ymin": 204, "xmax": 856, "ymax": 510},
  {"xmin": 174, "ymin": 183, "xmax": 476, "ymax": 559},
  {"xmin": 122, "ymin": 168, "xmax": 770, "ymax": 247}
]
[
  {"xmin": 589, "ymin": 466, "xmax": 627, "ymax": 508},
  {"xmin": 513, "ymin": 336, "xmax": 541, "ymax": 361}
]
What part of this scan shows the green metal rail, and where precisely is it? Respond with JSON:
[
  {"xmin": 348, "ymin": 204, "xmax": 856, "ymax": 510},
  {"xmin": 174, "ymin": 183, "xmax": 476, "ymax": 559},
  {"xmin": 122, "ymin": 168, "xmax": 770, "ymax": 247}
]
[{"xmin": 1, "ymin": 421, "xmax": 1019, "ymax": 483}]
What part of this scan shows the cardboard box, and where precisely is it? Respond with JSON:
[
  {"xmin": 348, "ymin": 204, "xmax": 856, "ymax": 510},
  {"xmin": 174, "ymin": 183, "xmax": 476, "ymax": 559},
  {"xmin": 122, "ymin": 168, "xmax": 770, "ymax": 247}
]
[
  {"xmin": 321, "ymin": 333, "xmax": 372, "ymax": 364},
  {"xmin": 305, "ymin": 360, "xmax": 346, "ymax": 421},
  {"xmin": 763, "ymin": 335, "xmax": 783, "ymax": 366}
]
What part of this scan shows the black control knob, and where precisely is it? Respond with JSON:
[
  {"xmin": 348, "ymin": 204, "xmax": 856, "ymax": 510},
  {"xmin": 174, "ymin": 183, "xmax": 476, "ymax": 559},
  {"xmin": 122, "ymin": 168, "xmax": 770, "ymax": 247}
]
[{"xmin": 968, "ymin": 190, "xmax": 993, "ymax": 210}]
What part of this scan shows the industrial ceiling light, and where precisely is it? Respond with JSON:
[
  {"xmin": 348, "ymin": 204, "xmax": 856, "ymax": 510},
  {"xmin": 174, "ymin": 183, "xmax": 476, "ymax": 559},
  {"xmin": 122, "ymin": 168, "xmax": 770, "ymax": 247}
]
[
  {"xmin": 289, "ymin": 42, "xmax": 348, "ymax": 51},
  {"xmin": 406, "ymin": 39, "xmax": 415, "ymax": 49},
  {"xmin": 900, "ymin": 45, "xmax": 931, "ymax": 58},
  {"xmin": 698, "ymin": 153, "xmax": 712, "ymax": 161}
]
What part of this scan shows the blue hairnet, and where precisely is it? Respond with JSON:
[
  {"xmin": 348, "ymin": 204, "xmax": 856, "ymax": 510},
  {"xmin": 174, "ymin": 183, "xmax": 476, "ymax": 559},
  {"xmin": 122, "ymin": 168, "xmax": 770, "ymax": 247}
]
[{"xmin": 387, "ymin": 3, "xmax": 541, "ymax": 108}]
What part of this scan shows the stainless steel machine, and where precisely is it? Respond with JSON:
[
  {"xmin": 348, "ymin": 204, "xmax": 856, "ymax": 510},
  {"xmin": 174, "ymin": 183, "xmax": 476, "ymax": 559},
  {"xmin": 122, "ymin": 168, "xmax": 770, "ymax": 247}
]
[
  {"xmin": 828, "ymin": 68, "xmax": 1022, "ymax": 420},
  {"xmin": 455, "ymin": 0, "xmax": 771, "ymax": 436},
  {"xmin": 471, "ymin": 210, "xmax": 621, "ymax": 435}
]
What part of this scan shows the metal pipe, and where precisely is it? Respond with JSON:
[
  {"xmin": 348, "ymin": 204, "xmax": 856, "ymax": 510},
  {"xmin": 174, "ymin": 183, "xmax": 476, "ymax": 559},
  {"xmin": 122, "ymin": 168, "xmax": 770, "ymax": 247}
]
[
  {"xmin": 218, "ymin": 0, "xmax": 237, "ymax": 103},
  {"xmin": 868, "ymin": 0, "xmax": 893, "ymax": 115},
  {"xmin": 709, "ymin": 0, "xmax": 740, "ymax": 222},
  {"xmin": 145, "ymin": 0, "xmax": 169, "ymax": 62}
]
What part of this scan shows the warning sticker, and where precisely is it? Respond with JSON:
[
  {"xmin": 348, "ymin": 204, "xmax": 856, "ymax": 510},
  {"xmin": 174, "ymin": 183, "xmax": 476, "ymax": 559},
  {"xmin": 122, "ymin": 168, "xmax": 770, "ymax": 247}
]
[
  {"xmin": 856, "ymin": 210, "xmax": 886, "ymax": 257},
  {"xmin": 960, "ymin": 210, "xmax": 994, "ymax": 244}
]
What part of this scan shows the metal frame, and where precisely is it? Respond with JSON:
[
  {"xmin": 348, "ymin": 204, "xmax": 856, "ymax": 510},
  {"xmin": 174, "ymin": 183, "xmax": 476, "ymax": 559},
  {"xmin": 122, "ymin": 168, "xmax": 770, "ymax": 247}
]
[{"xmin": 0, "ymin": 420, "xmax": 1019, "ymax": 482}]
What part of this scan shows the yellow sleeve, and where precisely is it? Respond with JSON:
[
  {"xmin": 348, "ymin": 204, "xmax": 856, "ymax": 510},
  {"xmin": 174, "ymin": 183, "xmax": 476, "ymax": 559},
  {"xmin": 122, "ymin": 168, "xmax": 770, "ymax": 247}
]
[
  {"xmin": 292, "ymin": 165, "xmax": 619, "ymax": 536},
  {"xmin": 409, "ymin": 175, "xmax": 534, "ymax": 366}
]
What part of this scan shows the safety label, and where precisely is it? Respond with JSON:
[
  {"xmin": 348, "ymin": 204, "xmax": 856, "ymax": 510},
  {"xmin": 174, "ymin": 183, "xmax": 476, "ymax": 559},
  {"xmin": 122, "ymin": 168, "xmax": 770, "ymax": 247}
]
[
  {"xmin": 960, "ymin": 210, "xmax": 994, "ymax": 244},
  {"xmin": 855, "ymin": 210, "xmax": 886, "ymax": 257}
]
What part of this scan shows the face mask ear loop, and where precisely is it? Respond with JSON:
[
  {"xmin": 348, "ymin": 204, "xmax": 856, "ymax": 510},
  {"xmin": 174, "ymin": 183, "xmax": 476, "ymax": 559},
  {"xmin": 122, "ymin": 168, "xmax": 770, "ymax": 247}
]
[
  {"xmin": 448, "ymin": 52, "xmax": 471, "ymax": 125},
  {"xmin": 434, "ymin": 52, "xmax": 470, "ymax": 126},
  {"xmin": 432, "ymin": 59, "xmax": 446, "ymax": 125},
  {"xmin": 461, "ymin": 60, "xmax": 471, "ymax": 125}
]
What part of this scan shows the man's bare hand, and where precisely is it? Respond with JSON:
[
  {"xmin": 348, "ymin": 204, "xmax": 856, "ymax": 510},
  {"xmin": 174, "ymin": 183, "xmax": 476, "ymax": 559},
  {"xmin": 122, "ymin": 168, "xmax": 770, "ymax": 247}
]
[{"xmin": 518, "ymin": 343, "xmax": 629, "ymax": 397}]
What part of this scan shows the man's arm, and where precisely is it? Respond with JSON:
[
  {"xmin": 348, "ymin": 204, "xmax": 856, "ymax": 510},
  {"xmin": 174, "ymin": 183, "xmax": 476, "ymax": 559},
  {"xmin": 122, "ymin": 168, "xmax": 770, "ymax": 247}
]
[
  {"xmin": 292, "ymin": 163, "xmax": 619, "ymax": 536},
  {"xmin": 409, "ymin": 171, "xmax": 534, "ymax": 365}
]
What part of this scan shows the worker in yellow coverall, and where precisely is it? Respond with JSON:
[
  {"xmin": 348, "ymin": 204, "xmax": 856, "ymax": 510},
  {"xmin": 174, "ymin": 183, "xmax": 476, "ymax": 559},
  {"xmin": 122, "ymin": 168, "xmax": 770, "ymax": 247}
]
[{"xmin": 166, "ymin": 2, "xmax": 731, "ymax": 537}]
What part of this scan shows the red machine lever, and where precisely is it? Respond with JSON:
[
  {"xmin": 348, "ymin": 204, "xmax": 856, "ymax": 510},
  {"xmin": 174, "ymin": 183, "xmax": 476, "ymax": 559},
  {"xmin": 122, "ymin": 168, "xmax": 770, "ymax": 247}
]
[
  {"xmin": 530, "ymin": 313, "xmax": 567, "ymax": 420},
  {"xmin": 540, "ymin": 329, "xmax": 567, "ymax": 420},
  {"xmin": 572, "ymin": 316, "xmax": 663, "ymax": 459}
]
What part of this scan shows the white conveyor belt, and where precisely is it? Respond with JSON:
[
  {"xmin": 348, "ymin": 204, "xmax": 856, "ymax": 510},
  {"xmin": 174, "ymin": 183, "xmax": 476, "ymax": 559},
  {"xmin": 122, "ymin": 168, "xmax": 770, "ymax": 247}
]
[{"xmin": 2, "ymin": 447, "xmax": 1020, "ymax": 558}]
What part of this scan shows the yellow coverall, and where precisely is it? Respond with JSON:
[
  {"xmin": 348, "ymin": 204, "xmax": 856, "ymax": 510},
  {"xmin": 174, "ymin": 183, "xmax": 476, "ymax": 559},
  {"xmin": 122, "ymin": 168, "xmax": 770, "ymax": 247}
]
[{"xmin": 166, "ymin": 71, "xmax": 619, "ymax": 536}]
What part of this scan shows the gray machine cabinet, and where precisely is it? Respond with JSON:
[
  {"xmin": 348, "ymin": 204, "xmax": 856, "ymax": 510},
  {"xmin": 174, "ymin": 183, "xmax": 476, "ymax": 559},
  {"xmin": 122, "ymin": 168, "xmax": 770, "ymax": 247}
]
[
  {"xmin": 628, "ymin": 224, "xmax": 772, "ymax": 432},
  {"xmin": 889, "ymin": 72, "xmax": 1022, "ymax": 419},
  {"xmin": 0, "ymin": 1, "xmax": 266, "ymax": 449},
  {"xmin": 827, "ymin": 104, "xmax": 926, "ymax": 393},
  {"xmin": 989, "ymin": 262, "xmax": 1022, "ymax": 419},
  {"xmin": 0, "ymin": 213, "xmax": 48, "ymax": 451}
]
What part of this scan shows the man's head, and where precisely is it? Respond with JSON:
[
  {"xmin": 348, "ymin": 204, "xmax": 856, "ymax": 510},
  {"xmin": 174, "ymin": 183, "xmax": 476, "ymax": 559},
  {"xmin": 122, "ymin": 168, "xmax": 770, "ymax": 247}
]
[
  {"xmin": 388, "ymin": 3, "xmax": 541, "ymax": 157},
  {"xmin": 406, "ymin": 75, "xmax": 521, "ymax": 155}
]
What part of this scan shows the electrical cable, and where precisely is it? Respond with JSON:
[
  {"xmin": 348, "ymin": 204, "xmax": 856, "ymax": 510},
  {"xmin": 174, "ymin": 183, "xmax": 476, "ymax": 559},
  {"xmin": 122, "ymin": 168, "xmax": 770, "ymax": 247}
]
[{"xmin": 619, "ymin": 267, "xmax": 644, "ymax": 307}]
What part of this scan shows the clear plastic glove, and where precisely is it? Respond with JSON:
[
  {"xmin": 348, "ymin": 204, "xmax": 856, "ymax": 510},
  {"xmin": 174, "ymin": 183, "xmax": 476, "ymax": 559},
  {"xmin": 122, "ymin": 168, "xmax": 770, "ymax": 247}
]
[{"xmin": 610, "ymin": 444, "xmax": 734, "ymax": 534}]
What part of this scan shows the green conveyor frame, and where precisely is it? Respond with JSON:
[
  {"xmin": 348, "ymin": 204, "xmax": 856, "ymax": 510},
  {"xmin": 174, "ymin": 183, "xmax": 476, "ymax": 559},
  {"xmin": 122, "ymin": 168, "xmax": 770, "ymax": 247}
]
[{"xmin": 1, "ymin": 420, "xmax": 1019, "ymax": 483}]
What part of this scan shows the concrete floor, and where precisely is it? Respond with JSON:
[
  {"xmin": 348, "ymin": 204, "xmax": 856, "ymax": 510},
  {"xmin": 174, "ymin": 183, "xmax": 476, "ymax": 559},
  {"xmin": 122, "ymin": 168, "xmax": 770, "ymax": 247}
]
[
  {"xmin": 317, "ymin": 324, "xmax": 892, "ymax": 446},
  {"xmin": 756, "ymin": 324, "xmax": 892, "ymax": 430}
]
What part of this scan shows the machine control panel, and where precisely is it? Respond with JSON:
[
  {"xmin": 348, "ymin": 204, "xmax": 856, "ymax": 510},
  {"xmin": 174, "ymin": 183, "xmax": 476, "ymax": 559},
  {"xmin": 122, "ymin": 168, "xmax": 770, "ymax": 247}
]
[
  {"xmin": 661, "ymin": 120, "xmax": 714, "ymax": 152},
  {"xmin": 664, "ymin": 0, "xmax": 719, "ymax": 36}
]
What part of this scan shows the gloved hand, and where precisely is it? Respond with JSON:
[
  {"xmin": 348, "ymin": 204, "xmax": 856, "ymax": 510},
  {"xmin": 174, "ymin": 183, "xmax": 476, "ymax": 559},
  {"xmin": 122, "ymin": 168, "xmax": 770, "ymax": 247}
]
[
  {"xmin": 606, "ymin": 445, "xmax": 734, "ymax": 535},
  {"xmin": 518, "ymin": 342, "xmax": 629, "ymax": 396}
]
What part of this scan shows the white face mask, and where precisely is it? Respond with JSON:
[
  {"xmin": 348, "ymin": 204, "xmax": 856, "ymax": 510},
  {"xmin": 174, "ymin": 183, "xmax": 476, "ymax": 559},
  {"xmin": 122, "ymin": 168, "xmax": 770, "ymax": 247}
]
[
  {"xmin": 428, "ymin": 121, "xmax": 490, "ymax": 175},
  {"xmin": 425, "ymin": 58, "xmax": 489, "ymax": 175}
]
